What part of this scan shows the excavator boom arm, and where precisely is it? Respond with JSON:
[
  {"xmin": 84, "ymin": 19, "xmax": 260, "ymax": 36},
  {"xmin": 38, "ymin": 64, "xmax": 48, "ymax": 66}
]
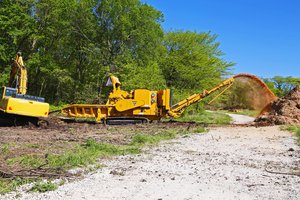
[
  {"xmin": 167, "ymin": 77, "xmax": 235, "ymax": 117},
  {"xmin": 8, "ymin": 53, "xmax": 27, "ymax": 95}
]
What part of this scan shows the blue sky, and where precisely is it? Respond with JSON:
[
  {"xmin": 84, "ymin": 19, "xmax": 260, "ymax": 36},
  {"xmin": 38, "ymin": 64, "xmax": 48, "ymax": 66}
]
[{"xmin": 143, "ymin": 0, "xmax": 300, "ymax": 78}]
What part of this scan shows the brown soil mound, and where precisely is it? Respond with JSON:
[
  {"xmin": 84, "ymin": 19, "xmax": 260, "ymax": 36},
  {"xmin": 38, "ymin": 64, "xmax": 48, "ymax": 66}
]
[{"xmin": 255, "ymin": 86, "xmax": 300, "ymax": 125}]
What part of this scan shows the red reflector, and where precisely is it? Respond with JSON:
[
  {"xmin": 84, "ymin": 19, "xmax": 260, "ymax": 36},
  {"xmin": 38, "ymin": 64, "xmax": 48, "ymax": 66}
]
[{"xmin": 9, "ymin": 107, "xmax": 12, "ymax": 110}]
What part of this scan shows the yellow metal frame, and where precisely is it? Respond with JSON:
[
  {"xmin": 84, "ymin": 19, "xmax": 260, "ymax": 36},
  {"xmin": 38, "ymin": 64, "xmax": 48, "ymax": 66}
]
[{"xmin": 61, "ymin": 75, "xmax": 235, "ymax": 122}]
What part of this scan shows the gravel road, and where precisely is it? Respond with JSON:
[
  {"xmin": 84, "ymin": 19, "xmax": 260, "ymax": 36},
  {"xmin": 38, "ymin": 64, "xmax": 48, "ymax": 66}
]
[
  {"xmin": 2, "ymin": 125, "xmax": 299, "ymax": 200},
  {"xmin": 226, "ymin": 113, "xmax": 255, "ymax": 124}
]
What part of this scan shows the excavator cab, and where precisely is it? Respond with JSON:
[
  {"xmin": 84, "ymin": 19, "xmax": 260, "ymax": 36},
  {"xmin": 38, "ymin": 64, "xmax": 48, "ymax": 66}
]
[{"xmin": 0, "ymin": 87, "xmax": 17, "ymax": 99}]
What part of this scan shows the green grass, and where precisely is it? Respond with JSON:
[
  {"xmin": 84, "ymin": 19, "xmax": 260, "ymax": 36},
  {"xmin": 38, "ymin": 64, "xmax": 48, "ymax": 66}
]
[
  {"xmin": 5, "ymin": 140, "xmax": 139, "ymax": 170},
  {"xmin": 8, "ymin": 141, "xmax": 141, "ymax": 170},
  {"xmin": 29, "ymin": 182, "xmax": 58, "ymax": 193},
  {"xmin": 282, "ymin": 126, "xmax": 300, "ymax": 145},
  {"xmin": 7, "ymin": 155, "xmax": 44, "ymax": 168},
  {"xmin": 1, "ymin": 144, "xmax": 11, "ymax": 154},
  {"xmin": 49, "ymin": 103, "xmax": 66, "ymax": 112},
  {"xmin": 1, "ymin": 143, "xmax": 17, "ymax": 155},
  {"xmin": 47, "ymin": 140, "xmax": 141, "ymax": 169},
  {"xmin": 176, "ymin": 111, "xmax": 232, "ymax": 124},
  {"xmin": 190, "ymin": 127, "xmax": 206, "ymax": 133},
  {"xmin": 131, "ymin": 130, "xmax": 177, "ymax": 145},
  {"xmin": 0, "ymin": 178, "xmax": 35, "ymax": 195}
]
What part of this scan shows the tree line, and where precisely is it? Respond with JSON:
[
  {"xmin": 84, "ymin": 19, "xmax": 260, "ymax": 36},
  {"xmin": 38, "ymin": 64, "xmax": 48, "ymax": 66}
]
[
  {"xmin": 264, "ymin": 76, "xmax": 300, "ymax": 97},
  {"xmin": 1, "ymin": 0, "xmax": 297, "ymax": 107},
  {"xmin": 0, "ymin": 0, "xmax": 234, "ymax": 104}
]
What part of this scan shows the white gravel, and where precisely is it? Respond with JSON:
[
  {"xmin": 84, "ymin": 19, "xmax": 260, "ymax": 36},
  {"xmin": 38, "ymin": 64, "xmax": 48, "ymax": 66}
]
[
  {"xmin": 1, "ymin": 125, "xmax": 299, "ymax": 200},
  {"xmin": 226, "ymin": 113, "xmax": 255, "ymax": 124}
]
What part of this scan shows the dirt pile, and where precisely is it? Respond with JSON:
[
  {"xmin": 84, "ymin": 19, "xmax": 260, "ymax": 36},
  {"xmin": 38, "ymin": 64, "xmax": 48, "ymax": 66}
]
[{"xmin": 255, "ymin": 86, "xmax": 300, "ymax": 125}]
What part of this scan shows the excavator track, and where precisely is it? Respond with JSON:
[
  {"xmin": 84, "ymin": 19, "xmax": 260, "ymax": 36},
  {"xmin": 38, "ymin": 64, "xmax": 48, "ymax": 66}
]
[
  {"xmin": 58, "ymin": 116, "xmax": 149, "ymax": 125},
  {"xmin": 0, "ymin": 111, "xmax": 39, "ymax": 126},
  {"xmin": 105, "ymin": 117, "xmax": 149, "ymax": 125}
]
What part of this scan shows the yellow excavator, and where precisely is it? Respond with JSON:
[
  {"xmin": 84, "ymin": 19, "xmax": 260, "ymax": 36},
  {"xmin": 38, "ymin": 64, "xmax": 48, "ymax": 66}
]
[
  {"xmin": 61, "ymin": 75, "xmax": 235, "ymax": 124},
  {"xmin": 0, "ymin": 53, "xmax": 49, "ymax": 125}
]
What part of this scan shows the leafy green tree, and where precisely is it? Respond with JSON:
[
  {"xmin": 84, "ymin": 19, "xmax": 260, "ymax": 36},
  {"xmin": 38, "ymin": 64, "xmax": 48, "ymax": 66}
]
[
  {"xmin": 263, "ymin": 76, "xmax": 300, "ymax": 97},
  {"xmin": 94, "ymin": 0, "xmax": 164, "ymax": 69},
  {"xmin": 91, "ymin": 0, "xmax": 166, "ymax": 94},
  {"xmin": 160, "ymin": 31, "xmax": 234, "ymax": 102},
  {"xmin": 27, "ymin": 0, "xmax": 101, "ymax": 103},
  {"xmin": 0, "ymin": 0, "xmax": 233, "ymax": 105},
  {"xmin": 0, "ymin": 0, "xmax": 36, "ymax": 83},
  {"xmin": 25, "ymin": 0, "xmax": 75, "ymax": 102},
  {"xmin": 119, "ymin": 61, "xmax": 166, "ymax": 90}
]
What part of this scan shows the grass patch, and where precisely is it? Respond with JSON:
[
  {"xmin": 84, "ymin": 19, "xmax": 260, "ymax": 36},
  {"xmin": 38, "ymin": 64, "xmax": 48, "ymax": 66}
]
[
  {"xmin": 6, "ymin": 140, "xmax": 141, "ymax": 170},
  {"xmin": 41, "ymin": 140, "xmax": 141, "ymax": 169},
  {"xmin": 131, "ymin": 131, "xmax": 177, "ymax": 145},
  {"xmin": 52, "ymin": 142, "xmax": 139, "ymax": 168},
  {"xmin": 190, "ymin": 127, "xmax": 206, "ymax": 133},
  {"xmin": 0, "ymin": 178, "xmax": 34, "ymax": 195},
  {"xmin": 1, "ymin": 144, "xmax": 11, "ymax": 154},
  {"xmin": 7, "ymin": 155, "xmax": 44, "ymax": 168},
  {"xmin": 176, "ymin": 111, "xmax": 232, "ymax": 124},
  {"xmin": 282, "ymin": 126, "xmax": 300, "ymax": 145},
  {"xmin": 1, "ymin": 143, "xmax": 17, "ymax": 155},
  {"xmin": 29, "ymin": 181, "xmax": 58, "ymax": 193},
  {"xmin": 49, "ymin": 103, "xmax": 66, "ymax": 112}
]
